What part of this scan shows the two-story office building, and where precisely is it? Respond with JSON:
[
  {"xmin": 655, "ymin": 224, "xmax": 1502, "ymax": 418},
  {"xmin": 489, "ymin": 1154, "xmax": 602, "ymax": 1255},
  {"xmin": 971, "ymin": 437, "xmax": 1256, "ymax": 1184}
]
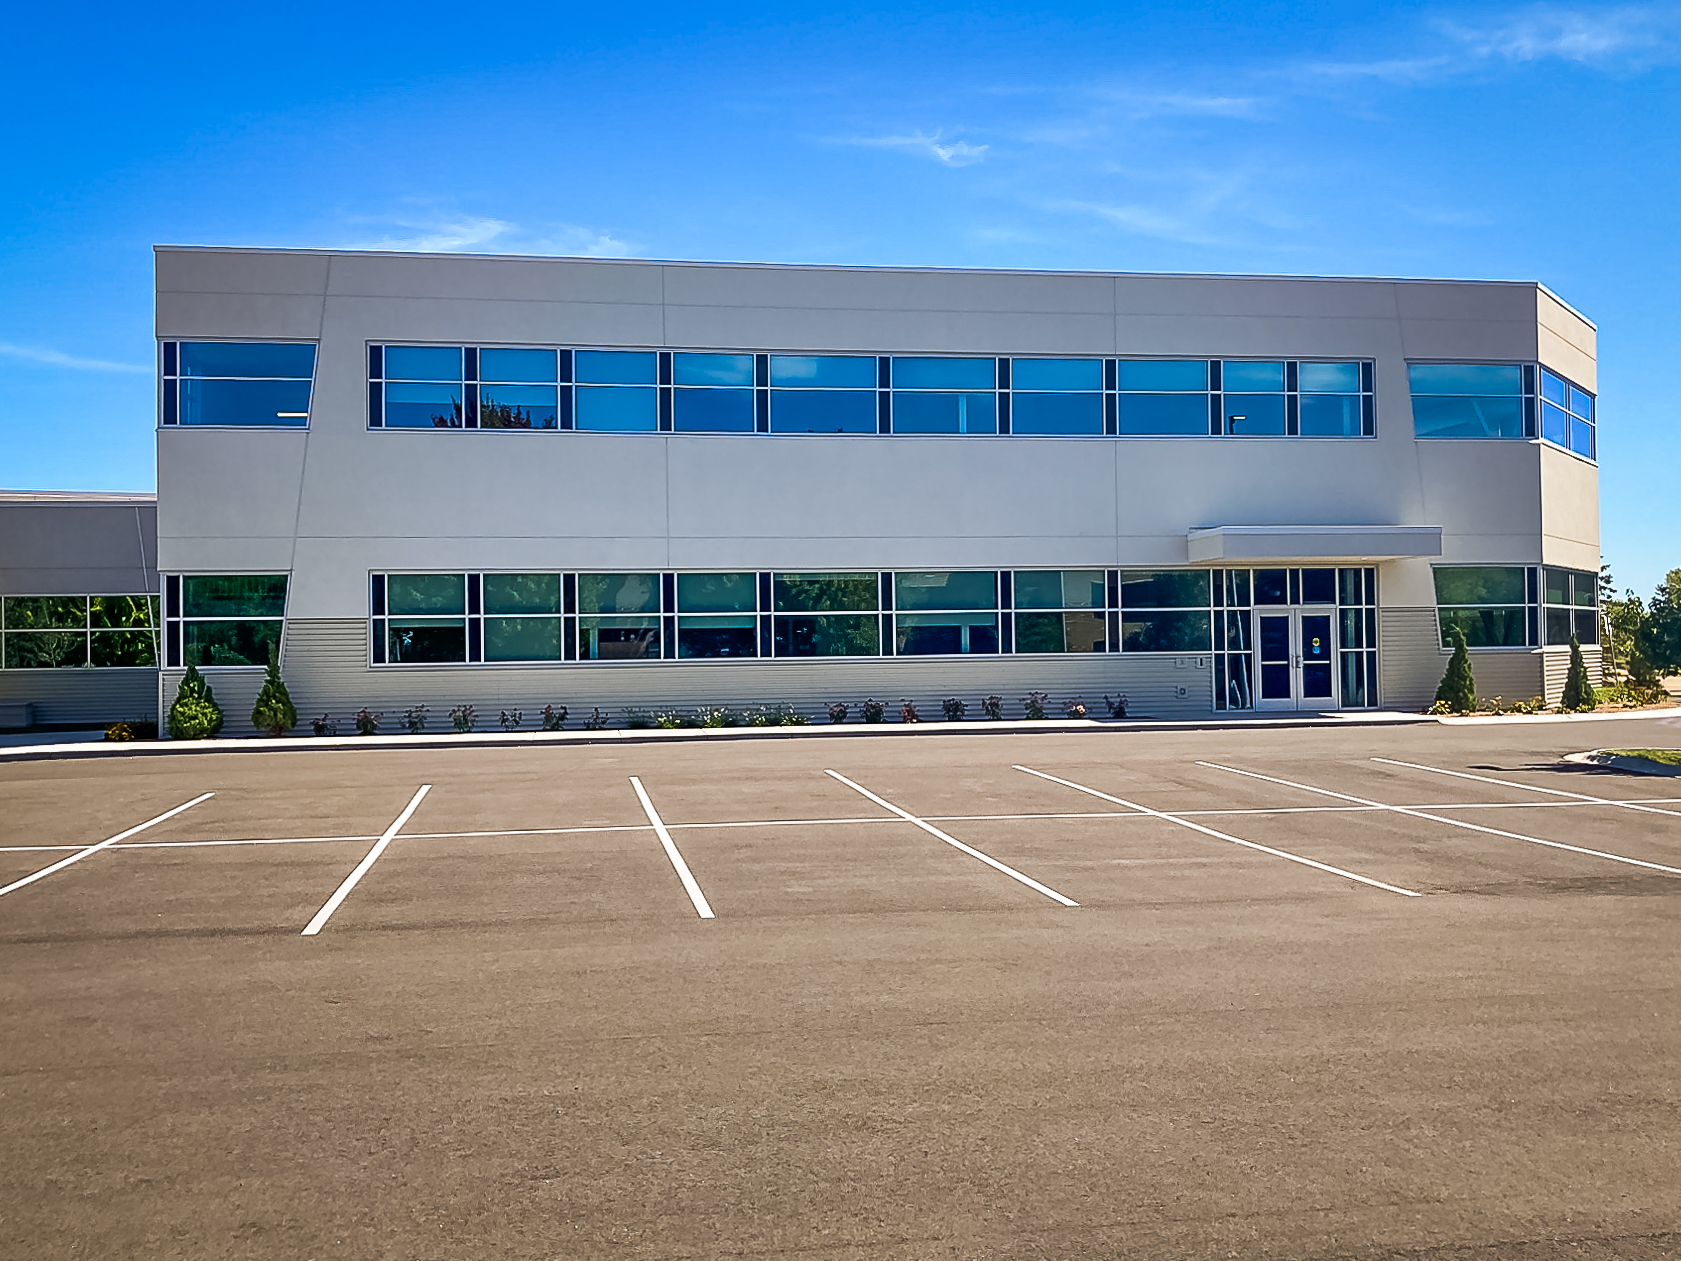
[{"xmin": 136, "ymin": 248, "xmax": 1604, "ymax": 731}]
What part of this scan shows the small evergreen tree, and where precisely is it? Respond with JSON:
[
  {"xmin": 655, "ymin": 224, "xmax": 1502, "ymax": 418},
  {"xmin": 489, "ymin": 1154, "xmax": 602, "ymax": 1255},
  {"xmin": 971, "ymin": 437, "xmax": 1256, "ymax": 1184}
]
[
  {"xmin": 250, "ymin": 647, "xmax": 297, "ymax": 736},
  {"xmin": 168, "ymin": 663, "xmax": 224, "ymax": 739},
  {"xmin": 1561, "ymin": 633, "xmax": 1595, "ymax": 711},
  {"xmin": 1434, "ymin": 625, "xmax": 1476, "ymax": 713}
]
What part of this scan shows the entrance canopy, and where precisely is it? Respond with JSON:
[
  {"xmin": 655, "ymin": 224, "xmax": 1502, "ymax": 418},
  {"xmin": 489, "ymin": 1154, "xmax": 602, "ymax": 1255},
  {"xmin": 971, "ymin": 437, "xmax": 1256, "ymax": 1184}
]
[{"xmin": 1186, "ymin": 524, "xmax": 1443, "ymax": 564}]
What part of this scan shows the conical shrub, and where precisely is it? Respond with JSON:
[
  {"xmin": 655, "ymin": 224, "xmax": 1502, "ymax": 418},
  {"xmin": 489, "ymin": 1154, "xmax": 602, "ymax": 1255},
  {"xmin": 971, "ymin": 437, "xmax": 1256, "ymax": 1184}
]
[
  {"xmin": 250, "ymin": 647, "xmax": 297, "ymax": 736},
  {"xmin": 168, "ymin": 663, "xmax": 224, "ymax": 739},
  {"xmin": 1561, "ymin": 633, "xmax": 1596, "ymax": 711},
  {"xmin": 1434, "ymin": 625, "xmax": 1476, "ymax": 713}
]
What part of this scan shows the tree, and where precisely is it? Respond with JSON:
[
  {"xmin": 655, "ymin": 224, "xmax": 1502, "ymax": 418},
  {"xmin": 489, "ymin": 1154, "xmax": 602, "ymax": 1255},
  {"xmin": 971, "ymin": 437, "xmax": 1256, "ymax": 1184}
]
[
  {"xmin": 1561, "ymin": 633, "xmax": 1595, "ymax": 711},
  {"xmin": 250, "ymin": 647, "xmax": 297, "ymax": 736},
  {"xmin": 167, "ymin": 664, "xmax": 223, "ymax": 739},
  {"xmin": 1641, "ymin": 567, "xmax": 1681, "ymax": 676},
  {"xmin": 1434, "ymin": 626, "xmax": 1476, "ymax": 712}
]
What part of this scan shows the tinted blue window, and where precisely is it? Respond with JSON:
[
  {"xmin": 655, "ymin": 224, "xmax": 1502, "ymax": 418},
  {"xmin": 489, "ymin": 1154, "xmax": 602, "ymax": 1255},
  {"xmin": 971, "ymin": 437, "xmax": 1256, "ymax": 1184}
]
[
  {"xmin": 1222, "ymin": 361, "xmax": 1284, "ymax": 391},
  {"xmin": 769, "ymin": 390, "xmax": 876, "ymax": 433},
  {"xmin": 1011, "ymin": 393, "xmax": 1103, "ymax": 435},
  {"xmin": 178, "ymin": 378, "xmax": 311, "ymax": 426},
  {"xmin": 179, "ymin": 342, "xmax": 315, "ymax": 378},
  {"xmin": 1412, "ymin": 395, "xmax": 1525, "ymax": 438},
  {"xmin": 893, "ymin": 357, "xmax": 995, "ymax": 390},
  {"xmin": 479, "ymin": 384, "xmax": 558, "ymax": 429},
  {"xmin": 1010, "ymin": 358, "xmax": 1101, "ymax": 391},
  {"xmin": 1569, "ymin": 386, "xmax": 1593, "ymax": 419},
  {"xmin": 1298, "ymin": 362, "xmax": 1361, "ymax": 392},
  {"xmin": 673, "ymin": 353, "xmax": 753, "ymax": 386},
  {"xmin": 1224, "ymin": 394, "xmax": 1287, "ymax": 435},
  {"xmin": 1298, "ymin": 394, "xmax": 1361, "ymax": 437},
  {"xmin": 384, "ymin": 346, "xmax": 463, "ymax": 382},
  {"xmin": 1571, "ymin": 418, "xmax": 1594, "ymax": 458},
  {"xmin": 1116, "ymin": 393, "xmax": 1209, "ymax": 435},
  {"xmin": 1116, "ymin": 360, "xmax": 1207, "ymax": 391},
  {"xmin": 892, "ymin": 392, "xmax": 996, "ymax": 434},
  {"xmin": 479, "ymin": 348, "xmax": 556, "ymax": 383},
  {"xmin": 769, "ymin": 355, "xmax": 877, "ymax": 388},
  {"xmin": 1541, "ymin": 368, "xmax": 1568, "ymax": 406},
  {"xmin": 1408, "ymin": 364, "xmax": 1523, "ymax": 395},
  {"xmin": 1542, "ymin": 400, "xmax": 1570, "ymax": 446},
  {"xmin": 575, "ymin": 350, "xmax": 657, "ymax": 385},
  {"xmin": 673, "ymin": 387, "xmax": 754, "ymax": 432},
  {"xmin": 575, "ymin": 385, "xmax": 657, "ymax": 430},
  {"xmin": 383, "ymin": 382, "xmax": 463, "ymax": 428}
]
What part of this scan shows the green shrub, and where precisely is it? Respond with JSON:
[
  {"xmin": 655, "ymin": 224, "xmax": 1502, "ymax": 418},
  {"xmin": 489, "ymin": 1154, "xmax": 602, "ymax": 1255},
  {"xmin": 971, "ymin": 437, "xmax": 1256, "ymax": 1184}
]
[
  {"xmin": 1433, "ymin": 626, "xmax": 1476, "ymax": 714},
  {"xmin": 168, "ymin": 664, "xmax": 223, "ymax": 739},
  {"xmin": 250, "ymin": 649, "xmax": 297, "ymax": 736},
  {"xmin": 1561, "ymin": 634, "xmax": 1595, "ymax": 711}
]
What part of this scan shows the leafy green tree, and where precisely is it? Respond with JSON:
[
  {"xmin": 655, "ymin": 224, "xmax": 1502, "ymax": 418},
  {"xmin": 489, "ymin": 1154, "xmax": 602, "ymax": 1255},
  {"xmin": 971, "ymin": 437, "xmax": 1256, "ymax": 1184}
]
[
  {"xmin": 1434, "ymin": 626, "xmax": 1476, "ymax": 713},
  {"xmin": 1641, "ymin": 568, "xmax": 1681, "ymax": 675},
  {"xmin": 168, "ymin": 664, "xmax": 223, "ymax": 739},
  {"xmin": 1561, "ymin": 633, "xmax": 1595, "ymax": 711},
  {"xmin": 250, "ymin": 648, "xmax": 297, "ymax": 736}
]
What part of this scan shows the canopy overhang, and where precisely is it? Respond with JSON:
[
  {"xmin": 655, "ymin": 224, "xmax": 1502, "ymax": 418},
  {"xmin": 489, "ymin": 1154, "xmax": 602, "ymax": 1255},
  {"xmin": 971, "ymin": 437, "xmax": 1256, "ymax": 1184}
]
[{"xmin": 1186, "ymin": 524, "xmax": 1444, "ymax": 563}]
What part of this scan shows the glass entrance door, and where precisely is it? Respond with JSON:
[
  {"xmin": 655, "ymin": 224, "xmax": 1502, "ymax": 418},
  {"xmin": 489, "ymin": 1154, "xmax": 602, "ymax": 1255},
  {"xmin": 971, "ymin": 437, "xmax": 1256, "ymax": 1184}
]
[{"xmin": 1255, "ymin": 609, "xmax": 1338, "ymax": 710}]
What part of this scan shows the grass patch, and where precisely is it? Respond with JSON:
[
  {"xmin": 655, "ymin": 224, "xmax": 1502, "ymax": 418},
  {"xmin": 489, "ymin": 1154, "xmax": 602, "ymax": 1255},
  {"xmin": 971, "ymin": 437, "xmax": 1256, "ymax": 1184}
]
[{"xmin": 1603, "ymin": 748, "xmax": 1681, "ymax": 766}]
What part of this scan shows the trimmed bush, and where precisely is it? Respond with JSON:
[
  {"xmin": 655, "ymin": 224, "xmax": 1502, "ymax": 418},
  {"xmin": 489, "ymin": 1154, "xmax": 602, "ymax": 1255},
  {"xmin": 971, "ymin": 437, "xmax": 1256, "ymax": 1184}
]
[
  {"xmin": 250, "ymin": 649, "xmax": 297, "ymax": 737},
  {"xmin": 1433, "ymin": 626, "xmax": 1476, "ymax": 714},
  {"xmin": 1562, "ymin": 633, "xmax": 1596, "ymax": 711},
  {"xmin": 168, "ymin": 664, "xmax": 223, "ymax": 740}
]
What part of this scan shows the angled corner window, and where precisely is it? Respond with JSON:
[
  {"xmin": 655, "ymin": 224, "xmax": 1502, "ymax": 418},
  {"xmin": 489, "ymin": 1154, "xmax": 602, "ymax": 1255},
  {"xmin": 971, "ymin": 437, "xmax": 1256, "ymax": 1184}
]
[
  {"xmin": 1409, "ymin": 364, "xmax": 1533, "ymax": 439},
  {"xmin": 1540, "ymin": 367, "xmax": 1595, "ymax": 460},
  {"xmin": 1432, "ymin": 565, "xmax": 1533, "ymax": 647},
  {"xmin": 161, "ymin": 342, "xmax": 315, "ymax": 427},
  {"xmin": 167, "ymin": 575, "xmax": 287, "ymax": 667}
]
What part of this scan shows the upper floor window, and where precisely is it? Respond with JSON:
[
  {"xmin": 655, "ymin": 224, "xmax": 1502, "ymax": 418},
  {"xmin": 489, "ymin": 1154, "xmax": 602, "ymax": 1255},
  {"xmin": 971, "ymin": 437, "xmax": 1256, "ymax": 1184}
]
[
  {"xmin": 368, "ymin": 345, "xmax": 562, "ymax": 429},
  {"xmin": 160, "ymin": 342, "xmax": 315, "ymax": 427},
  {"xmin": 1408, "ymin": 364, "xmax": 1535, "ymax": 440},
  {"xmin": 1540, "ymin": 368, "xmax": 1595, "ymax": 460}
]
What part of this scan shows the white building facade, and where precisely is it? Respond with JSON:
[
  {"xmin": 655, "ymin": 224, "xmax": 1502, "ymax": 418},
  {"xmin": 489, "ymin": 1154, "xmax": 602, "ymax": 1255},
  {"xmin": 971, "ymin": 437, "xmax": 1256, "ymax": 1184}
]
[{"xmin": 147, "ymin": 247, "xmax": 1602, "ymax": 731}]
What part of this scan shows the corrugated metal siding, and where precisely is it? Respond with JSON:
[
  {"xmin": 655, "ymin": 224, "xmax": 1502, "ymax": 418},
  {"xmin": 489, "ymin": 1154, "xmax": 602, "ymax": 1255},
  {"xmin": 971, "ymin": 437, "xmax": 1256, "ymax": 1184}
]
[
  {"xmin": 0, "ymin": 668, "xmax": 157, "ymax": 726},
  {"xmin": 1543, "ymin": 646, "xmax": 1602, "ymax": 705},
  {"xmin": 1378, "ymin": 607, "xmax": 1442, "ymax": 712},
  {"xmin": 1467, "ymin": 652, "xmax": 1544, "ymax": 708},
  {"xmin": 279, "ymin": 618, "xmax": 1214, "ymax": 724}
]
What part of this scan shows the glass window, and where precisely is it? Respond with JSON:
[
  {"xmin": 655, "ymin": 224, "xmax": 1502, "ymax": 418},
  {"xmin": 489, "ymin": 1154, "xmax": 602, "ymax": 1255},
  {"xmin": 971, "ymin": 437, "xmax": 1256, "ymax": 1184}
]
[
  {"xmin": 677, "ymin": 573, "xmax": 757, "ymax": 613},
  {"xmin": 770, "ymin": 355, "xmax": 877, "ymax": 388},
  {"xmin": 1223, "ymin": 394, "xmax": 1287, "ymax": 436},
  {"xmin": 383, "ymin": 346, "xmax": 462, "ymax": 381},
  {"xmin": 1116, "ymin": 394, "xmax": 1209, "ymax": 435},
  {"xmin": 892, "ymin": 392, "xmax": 996, "ymax": 434},
  {"xmin": 580, "ymin": 616, "xmax": 660, "ymax": 659},
  {"xmin": 4, "ymin": 595, "xmax": 86, "ymax": 628},
  {"xmin": 1298, "ymin": 362, "xmax": 1361, "ymax": 392},
  {"xmin": 90, "ymin": 595, "xmax": 159, "ymax": 629},
  {"xmin": 893, "ymin": 358, "xmax": 995, "ymax": 390},
  {"xmin": 1409, "ymin": 364, "xmax": 1528, "ymax": 440},
  {"xmin": 479, "ymin": 384, "xmax": 558, "ymax": 430},
  {"xmin": 1119, "ymin": 570, "xmax": 1210, "ymax": 608},
  {"xmin": 179, "ymin": 379, "xmax": 313, "ymax": 428},
  {"xmin": 1013, "ymin": 611, "xmax": 1107, "ymax": 653},
  {"xmin": 1013, "ymin": 570, "xmax": 1105, "ymax": 609},
  {"xmin": 1541, "ymin": 370, "xmax": 1569, "ymax": 407},
  {"xmin": 894, "ymin": 571, "xmax": 996, "ymax": 611},
  {"xmin": 384, "ymin": 382, "xmax": 464, "ymax": 428},
  {"xmin": 1011, "ymin": 358, "xmax": 1101, "ymax": 391},
  {"xmin": 1299, "ymin": 394, "xmax": 1362, "ymax": 437},
  {"xmin": 769, "ymin": 391, "xmax": 876, "ymax": 433},
  {"xmin": 1409, "ymin": 364, "xmax": 1524, "ymax": 395},
  {"xmin": 674, "ymin": 388, "xmax": 754, "ymax": 432},
  {"xmin": 1569, "ymin": 386, "xmax": 1593, "ymax": 419},
  {"xmin": 1436, "ymin": 567, "xmax": 1527, "ymax": 607},
  {"xmin": 91, "ymin": 630, "xmax": 157, "ymax": 668},
  {"xmin": 1435, "ymin": 566, "xmax": 1532, "ymax": 649},
  {"xmin": 1011, "ymin": 394, "xmax": 1103, "ymax": 435},
  {"xmin": 773, "ymin": 614, "xmax": 880, "ymax": 656},
  {"xmin": 484, "ymin": 617, "xmax": 562, "ymax": 662},
  {"xmin": 483, "ymin": 574, "xmax": 561, "ymax": 615},
  {"xmin": 1300, "ymin": 569, "xmax": 1337, "ymax": 604},
  {"xmin": 578, "ymin": 573, "xmax": 660, "ymax": 615},
  {"xmin": 386, "ymin": 574, "xmax": 464, "ymax": 616},
  {"xmin": 179, "ymin": 342, "xmax": 316, "ymax": 379},
  {"xmin": 575, "ymin": 351, "xmax": 657, "ymax": 385},
  {"xmin": 674, "ymin": 353, "xmax": 753, "ymax": 386},
  {"xmin": 478, "ymin": 348, "xmax": 557, "ymax": 383},
  {"xmin": 1254, "ymin": 569, "xmax": 1289, "ymax": 604},
  {"xmin": 185, "ymin": 620, "xmax": 282, "ymax": 667},
  {"xmin": 895, "ymin": 612, "xmax": 999, "ymax": 655},
  {"xmin": 4, "ymin": 632, "xmax": 88, "ymax": 669},
  {"xmin": 1441, "ymin": 607, "xmax": 1529, "ymax": 649},
  {"xmin": 1116, "ymin": 360, "xmax": 1207, "ymax": 391},
  {"xmin": 575, "ymin": 386, "xmax": 657, "ymax": 431},
  {"xmin": 1122, "ymin": 610, "xmax": 1211, "ymax": 652},
  {"xmin": 388, "ymin": 620, "xmax": 466, "ymax": 664},
  {"xmin": 1543, "ymin": 567, "xmax": 1570, "ymax": 607},
  {"xmin": 774, "ymin": 573, "xmax": 877, "ymax": 612},
  {"xmin": 1221, "ymin": 361, "xmax": 1284, "ymax": 391},
  {"xmin": 677, "ymin": 615, "xmax": 757, "ymax": 658},
  {"xmin": 183, "ymin": 576, "xmax": 287, "ymax": 618}
]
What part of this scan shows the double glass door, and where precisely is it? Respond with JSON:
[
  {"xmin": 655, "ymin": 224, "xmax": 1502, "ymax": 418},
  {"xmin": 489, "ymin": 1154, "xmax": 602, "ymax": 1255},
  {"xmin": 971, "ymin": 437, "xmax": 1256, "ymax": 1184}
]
[{"xmin": 1256, "ymin": 608, "xmax": 1336, "ymax": 709}]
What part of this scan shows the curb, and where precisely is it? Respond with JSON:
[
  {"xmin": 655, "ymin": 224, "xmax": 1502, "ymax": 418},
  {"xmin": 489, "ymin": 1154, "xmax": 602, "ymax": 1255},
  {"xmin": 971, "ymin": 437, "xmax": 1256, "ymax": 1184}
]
[
  {"xmin": 1567, "ymin": 750, "xmax": 1681, "ymax": 778},
  {"xmin": 0, "ymin": 711, "xmax": 1436, "ymax": 763}
]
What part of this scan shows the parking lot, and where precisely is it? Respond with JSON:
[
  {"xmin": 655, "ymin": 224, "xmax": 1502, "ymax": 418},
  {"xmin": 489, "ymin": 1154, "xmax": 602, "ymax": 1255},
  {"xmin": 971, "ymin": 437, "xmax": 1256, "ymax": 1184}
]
[{"xmin": 3, "ymin": 718, "xmax": 1680, "ymax": 1260}]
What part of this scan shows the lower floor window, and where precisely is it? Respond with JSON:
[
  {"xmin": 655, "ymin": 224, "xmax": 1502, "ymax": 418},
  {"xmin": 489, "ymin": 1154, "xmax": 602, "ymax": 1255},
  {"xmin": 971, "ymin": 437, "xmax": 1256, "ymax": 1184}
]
[
  {"xmin": 0, "ymin": 595, "xmax": 161, "ymax": 669},
  {"xmin": 1433, "ymin": 565, "xmax": 1597, "ymax": 649}
]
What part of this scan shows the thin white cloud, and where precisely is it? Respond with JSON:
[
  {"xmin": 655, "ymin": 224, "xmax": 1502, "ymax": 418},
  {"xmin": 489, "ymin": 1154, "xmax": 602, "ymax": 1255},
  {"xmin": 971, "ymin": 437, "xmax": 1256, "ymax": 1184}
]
[
  {"xmin": 846, "ymin": 130, "xmax": 989, "ymax": 166},
  {"xmin": 1055, "ymin": 199, "xmax": 1238, "ymax": 249},
  {"xmin": 339, "ymin": 215, "xmax": 633, "ymax": 257},
  {"xmin": 1093, "ymin": 91, "xmax": 1269, "ymax": 119},
  {"xmin": 0, "ymin": 342, "xmax": 150, "ymax": 373},
  {"xmin": 1441, "ymin": 4, "xmax": 1680, "ymax": 64}
]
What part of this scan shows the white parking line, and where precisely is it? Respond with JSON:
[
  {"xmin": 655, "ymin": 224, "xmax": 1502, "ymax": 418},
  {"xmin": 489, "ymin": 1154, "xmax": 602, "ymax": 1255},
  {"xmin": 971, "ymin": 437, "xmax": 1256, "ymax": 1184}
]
[
  {"xmin": 0, "ymin": 793, "xmax": 215, "ymax": 898},
  {"xmin": 1371, "ymin": 757, "xmax": 1681, "ymax": 819},
  {"xmin": 1199, "ymin": 762, "xmax": 1681, "ymax": 878},
  {"xmin": 301, "ymin": 785, "xmax": 432, "ymax": 936},
  {"xmin": 825, "ymin": 770, "xmax": 1079, "ymax": 907},
  {"xmin": 629, "ymin": 776, "xmax": 715, "ymax": 919},
  {"xmin": 1015, "ymin": 765, "xmax": 1421, "ymax": 897}
]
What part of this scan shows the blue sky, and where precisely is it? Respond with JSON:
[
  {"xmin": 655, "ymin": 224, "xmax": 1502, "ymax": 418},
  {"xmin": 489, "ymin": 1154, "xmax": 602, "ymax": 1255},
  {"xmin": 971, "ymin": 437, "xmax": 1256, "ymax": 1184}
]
[{"xmin": 4, "ymin": 1, "xmax": 1677, "ymax": 595}]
